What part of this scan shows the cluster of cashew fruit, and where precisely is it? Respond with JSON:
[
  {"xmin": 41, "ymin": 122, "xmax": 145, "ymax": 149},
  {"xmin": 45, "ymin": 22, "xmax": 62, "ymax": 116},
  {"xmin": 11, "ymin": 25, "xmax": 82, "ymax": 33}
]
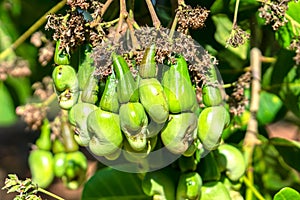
[
  {"xmin": 52, "ymin": 42, "xmax": 230, "ymax": 158},
  {"xmin": 50, "ymin": 41, "xmax": 247, "ymax": 198},
  {"xmin": 142, "ymin": 143, "xmax": 246, "ymax": 199},
  {"xmin": 28, "ymin": 118, "xmax": 87, "ymax": 189}
]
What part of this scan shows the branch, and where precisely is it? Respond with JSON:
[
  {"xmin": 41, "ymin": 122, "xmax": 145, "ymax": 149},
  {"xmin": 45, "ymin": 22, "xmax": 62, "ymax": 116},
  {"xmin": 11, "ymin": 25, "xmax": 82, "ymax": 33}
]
[
  {"xmin": 243, "ymin": 47, "xmax": 262, "ymax": 200},
  {"xmin": 145, "ymin": 0, "xmax": 161, "ymax": 29},
  {"xmin": 114, "ymin": 0, "xmax": 128, "ymax": 43},
  {"xmin": 0, "ymin": 0, "xmax": 67, "ymax": 60}
]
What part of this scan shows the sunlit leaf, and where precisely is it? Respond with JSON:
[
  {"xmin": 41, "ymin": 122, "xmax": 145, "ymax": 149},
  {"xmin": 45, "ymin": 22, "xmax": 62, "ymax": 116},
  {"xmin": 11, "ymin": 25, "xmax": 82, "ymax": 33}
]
[{"xmin": 273, "ymin": 187, "xmax": 300, "ymax": 200}]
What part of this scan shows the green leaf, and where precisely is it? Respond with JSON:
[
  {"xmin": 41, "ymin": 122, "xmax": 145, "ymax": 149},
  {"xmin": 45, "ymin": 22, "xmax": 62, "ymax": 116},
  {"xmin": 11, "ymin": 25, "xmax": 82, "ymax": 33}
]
[
  {"xmin": 270, "ymin": 138, "xmax": 300, "ymax": 172},
  {"xmin": 279, "ymin": 66, "xmax": 300, "ymax": 118},
  {"xmin": 273, "ymin": 187, "xmax": 300, "ymax": 200},
  {"xmin": 256, "ymin": 91, "xmax": 283, "ymax": 125},
  {"xmin": 212, "ymin": 14, "xmax": 249, "ymax": 60},
  {"xmin": 82, "ymin": 167, "xmax": 151, "ymax": 200},
  {"xmin": 0, "ymin": 82, "xmax": 17, "ymax": 126},
  {"xmin": 5, "ymin": 77, "xmax": 31, "ymax": 105},
  {"xmin": 276, "ymin": 1, "xmax": 300, "ymax": 48}
]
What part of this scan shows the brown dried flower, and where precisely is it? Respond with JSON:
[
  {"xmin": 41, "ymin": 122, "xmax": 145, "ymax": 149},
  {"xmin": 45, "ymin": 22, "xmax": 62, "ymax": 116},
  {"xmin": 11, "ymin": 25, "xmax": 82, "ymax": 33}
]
[
  {"xmin": 228, "ymin": 71, "xmax": 252, "ymax": 116},
  {"xmin": 289, "ymin": 37, "xmax": 300, "ymax": 65},
  {"xmin": 226, "ymin": 25, "xmax": 250, "ymax": 48},
  {"xmin": 177, "ymin": 5, "xmax": 210, "ymax": 33},
  {"xmin": 16, "ymin": 104, "xmax": 48, "ymax": 131},
  {"xmin": 258, "ymin": 0, "xmax": 290, "ymax": 30}
]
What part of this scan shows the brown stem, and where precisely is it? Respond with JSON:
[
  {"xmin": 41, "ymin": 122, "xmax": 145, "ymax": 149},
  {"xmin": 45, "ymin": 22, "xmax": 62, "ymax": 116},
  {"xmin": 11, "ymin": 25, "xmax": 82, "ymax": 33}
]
[
  {"xmin": 101, "ymin": 0, "xmax": 114, "ymax": 16},
  {"xmin": 243, "ymin": 47, "xmax": 262, "ymax": 200},
  {"xmin": 114, "ymin": 0, "xmax": 128, "ymax": 43},
  {"xmin": 145, "ymin": 0, "xmax": 161, "ymax": 29}
]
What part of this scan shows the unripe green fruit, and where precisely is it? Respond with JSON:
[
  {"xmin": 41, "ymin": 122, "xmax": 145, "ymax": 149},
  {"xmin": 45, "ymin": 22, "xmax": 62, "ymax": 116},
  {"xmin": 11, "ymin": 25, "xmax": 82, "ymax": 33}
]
[
  {"xmin": 68, "ymin": 102, "xmax": 98, "ymax": 146},
  {"xmin": 202, "ymin": 85, "xmax": 222, "ymax": 107},
  {"xmin": 36, "ymin": 119, "xmax": 52, "ymax": 151},
  {"xmin": 87, "ymin": 108, "xmax": 123, "ymax": 156},
  {"xmin": 161, "ymin": 112, "xmax": 197, "ymax": 154},
  {"xmin": 54, "ymin": 40, "xmax": 70, "ymax": 65},
  {"xmin": 216, "ymin": 144, "xmax": 246, "ymax": 181},
  {"xmin": 201, "ymin": 181, "xmax": 231, "ymax": 200},
  {"xmin": 142, "ymin": 169, "xmax": 176, "ymax": 200},
  {"xmin": 178, "ymin": 155, "xmax": 197, "ymax": 173},
  {"xmin": 119, "ymin": 102, "xmax": 148, "ymax": 151},
  {"xmin": 112, "ymin": 53, "xmax": 139, "ymax": 103},
  {"xmin": 81, "ymin": 74, "xmax": 99, "ymax": 104},
  {"xmin": 139, "ymin": 78, "xmax": 169, "ymax": 124},
  {"xmin": 52, "ymin": 65, "xmax": 79, "ymax": 109},
  {"xmin": 99, "ymin": 73, "xmax": 119, "ymax": 113},
  {"xmin": 197, "ymin": 106, "xmax": 230, "ymax": 150},
  {"xmin": 162, "ymin": 68, "xmax": 196, "ymax": 113},
  {"xmin": 62, "ymin": 151, "xmax": 87, "ymax": 190},
  {"xmin": 28, "ymin": 150, "xmax": 54, "ymax": 188},
  {"xmin": 176, "ymin": 172, "xmax": 202, "ymax": 200},
  {"xmin": 53, "ymin": 152, "xmax": 66, "ymax": 177}
]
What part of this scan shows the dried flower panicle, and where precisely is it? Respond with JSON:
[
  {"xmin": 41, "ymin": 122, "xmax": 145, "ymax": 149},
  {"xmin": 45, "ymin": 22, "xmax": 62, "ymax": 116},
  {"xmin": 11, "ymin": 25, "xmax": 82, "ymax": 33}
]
[
  {"xmin": 0, "ymin": 57, "xmax": 31, "ymax": 81},
  {"xmin": 289, "ymin": 36, "xmax": 300, "ymax": 65},
  {"xmin": 32, "ymin": 76, "xmax": 54, "ymax": 101},
  {"xmin": 258, "ymin": 0, "xmax": 291, "ymax": 30},
  {"xmin": 16, "ymin": 104, "xmax": 48, "ymax": 131},
  {"xmin": 177, "ymin": 5, "xmax": 210, "ymax": 33},
  {"xmin": 228, "ymin": 71, "xmax": 252, "ymax": 116},
  {"xmin": 45, "ymin": 0, "xmax": 105, "ymax": 52},
  {"xmin": 92, "ymin": 26, "xmax": 216, "ymax": 93},
  {"xmin": 226, "ymin": 25, "xmax": 250, "ymax": 48}
]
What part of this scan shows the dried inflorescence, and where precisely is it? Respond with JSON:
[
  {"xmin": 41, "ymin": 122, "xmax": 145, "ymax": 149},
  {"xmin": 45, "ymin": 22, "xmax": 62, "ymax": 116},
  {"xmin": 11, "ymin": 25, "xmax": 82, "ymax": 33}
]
[
  {"xmin": 228, "ymin": 71, "xmax": 252, "ymax": 116},
  {"xmin": 177, "ymin": 5, "xmax": 210, "ymax": 33},
  {"xmin": 226, "ymin": 25, "xmax": 250, "ymax": 48},
  {"xmin": 258, "ymin": 0, "xmax": 291, "ymax": 30},
  {"xmin": 92, "ymin": 26, "xmax": 216, "ymax": 95},
  {"xmin": 30, "ymin": 31, "xmax": 55, "ymax": 66},
  {"xmin": 0, "ymin": 58, "xmax": 31, "ymax": 81},
  {"xmin": 289, "ymin": 36, "xmax": 300, "ymax": 65},
  {"xmin": 16, "ymin": 104, "xmax": 48, "ymax": 131},
  {"xmin": 32, "ymin": 76, "xmax": 54, "ymax": 101},
  {"xmin": 45, "ymin": 0, "xmax": 104, "ymax": 52}
]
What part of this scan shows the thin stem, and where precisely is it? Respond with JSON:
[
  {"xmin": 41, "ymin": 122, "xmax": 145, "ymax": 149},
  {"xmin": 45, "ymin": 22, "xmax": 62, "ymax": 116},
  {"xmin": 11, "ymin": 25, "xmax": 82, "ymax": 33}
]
[
  {"xmin": 243, "ymin": 47, "xmax": 262, "ymax": 200},
  {"xmin": 0, "ymin": 0, "xmax": 67, "ymax": 61},
  {"xmin": 145, "ymin": 0, "xmax": 161, "ymax": 29},
  {"xmin": 38, "ymin": 188, "xmax": 65, "ymax": 200},
  {"xmin": 243, "ymin": 176, "xmax": 265, "ymax": 200},
  {"xmin": 285, "ymin": 13, "xmax": 300, "ymax": 35},
  {"xmin": 114, "ymin": 0, "xmax": 128, "ymax": 43},
  {"xmin": 232, "ymin": 0, "xmax": 240, "ymax": 27},
  {"xmin": 169, "ymin": 12, "xmax": 179, "ymax": 40},
  {"xmin": 260, "ymin": 56, "xmax": 276, "ymax": 63},
  {"xmin": 101, "ymin": 0, "xmax": 114, "ymax": 16},
  {"xmin": 100, "ymin": 18, "xmax": 120, "ymax": 28},
  {"xmin": 42, "ymin": 93, "xmax": 57, "ymax": 107}
]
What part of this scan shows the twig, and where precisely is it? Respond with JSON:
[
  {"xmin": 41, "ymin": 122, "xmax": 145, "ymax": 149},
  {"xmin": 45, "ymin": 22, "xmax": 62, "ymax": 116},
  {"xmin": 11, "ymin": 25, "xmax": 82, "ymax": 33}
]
[
  {"xmin": 232, "ymin": 0, "xmax": 240, "ymax": 27},
  {"xmin": 243, "ymin": 47, "xmax": 262, "ymax": 200},
  {"xmin": 243, "ymin": 176, "xmax": 265, "ymax": 200},
  {"xmin": 101, "ymin": 0, "xmax": 114, "ymax": 16},
  {"xmin": 38, "ymin": 187, "xmax": 65, "ymax": 200},
  {"xmin": 0, "ymin": 0, "xmax": 67, "ymax": 60},
  {"xmin": 114, "ymin": 0, "xmax": 128, "ymax": 43},
  {"xmin": 127, "ymin": 1, "xmax": 141, "ymax": 50},
  {"xmin": 145, "ymin": 0, "xmax": 161, "ymax": 29}
]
